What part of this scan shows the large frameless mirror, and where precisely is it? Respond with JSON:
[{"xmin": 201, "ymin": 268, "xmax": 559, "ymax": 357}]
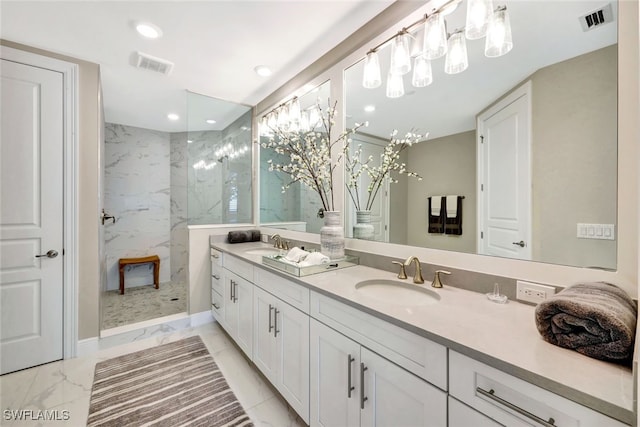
[{"xmin": 344, "ymin": 0, "xmax": 618, "ymax": 269}]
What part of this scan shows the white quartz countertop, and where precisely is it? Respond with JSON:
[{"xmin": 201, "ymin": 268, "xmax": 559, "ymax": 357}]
[{"xmin": 211, "ymin": 240, "xmax": 634, "ymax": 423}]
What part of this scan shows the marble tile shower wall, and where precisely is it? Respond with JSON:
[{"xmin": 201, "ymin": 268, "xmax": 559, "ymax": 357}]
[{"xmin": 104, "ymin": 123, "xmax": 171, "ymax": 291}]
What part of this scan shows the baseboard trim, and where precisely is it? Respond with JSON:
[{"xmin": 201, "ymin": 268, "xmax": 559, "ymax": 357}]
[{"xmin": 190, "ymin": 310, "xmax": 214, "ymax": 327}]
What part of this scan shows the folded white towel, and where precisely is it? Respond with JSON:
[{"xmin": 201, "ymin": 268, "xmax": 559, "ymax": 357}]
[
  {"xmin": 446, "ymin": 195, "xmax": 458, "ymax": 218},
  {"xmin": 431, "ymin": 196, "xmax": 442, "ymax": 216},
  {"xmin": 285, "ymin": 247, "xmax": 310, "ymax": 263},
  {"xmin": 299, "ymin": 252, "xmax": 330, "ymax": 267}
]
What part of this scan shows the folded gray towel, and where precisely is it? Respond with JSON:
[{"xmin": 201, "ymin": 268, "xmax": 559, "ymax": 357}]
[
  {"xmin": 227, "ymin": 230, "xmax": 261, "ymax": 244},
  {"xmin": 534, "ymin": 282, "xmax": 637, "ymax": 364}
]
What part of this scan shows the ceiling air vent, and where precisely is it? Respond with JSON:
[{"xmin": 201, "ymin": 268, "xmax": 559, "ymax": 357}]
[
  {"xmin": 579, "ymin": 3, "xmax": 614, "ymax": 32},
  {"xmin": 133, "ymin": 51, "xmax": 174, "ymax": 75}
]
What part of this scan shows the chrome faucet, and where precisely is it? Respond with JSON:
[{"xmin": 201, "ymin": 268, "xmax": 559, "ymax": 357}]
[
  {"xmin": 431, "ymin": 270, "xmax": 451, "ymax": 288},
  {"xmin": 404, "ymin": 256, "xmax": 424, "ymax": 284}
]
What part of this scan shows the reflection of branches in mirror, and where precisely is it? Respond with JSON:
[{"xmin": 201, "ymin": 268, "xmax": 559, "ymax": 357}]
[
  {"xmin": 345, "ymin": 130, "xmax": 424, "ymax": 212},
  {"xmin": 261, "ymin": 100, "xmax": 364, "ymax": 212}
]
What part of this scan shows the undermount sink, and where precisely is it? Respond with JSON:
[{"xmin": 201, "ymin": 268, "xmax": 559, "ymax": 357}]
[
  {"xmin": 355, "ymin": 279, "xmax": 441, "ymax": 306},
  {"xmin": 243, "ymin": 248, "xmax": 281, "ymax": 256}
]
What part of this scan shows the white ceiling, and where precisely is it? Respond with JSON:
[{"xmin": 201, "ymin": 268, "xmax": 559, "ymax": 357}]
[{"xmin": 0, "ymin": 0, "xmax": 394, "ymax": 132}]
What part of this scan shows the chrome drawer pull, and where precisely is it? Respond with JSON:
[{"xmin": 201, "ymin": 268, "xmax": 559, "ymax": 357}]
[
  {"xmin": 476, "ymin": 387, "xmax": 556, "ymax": 427},
  {"xmin": 212, "ymin": 274, "xmax": 220, "ymax": 280},
  {"xmin": 213, "ymin": 303, "xmax": 220, "ymax": 309}
]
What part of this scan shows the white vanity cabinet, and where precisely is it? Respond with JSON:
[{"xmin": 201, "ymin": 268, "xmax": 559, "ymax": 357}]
[
  {"xmin": 449, "ymin": 351, "xmax": 628, "ymax": 427},
  {"xmin": 253, "ymin": 286, "xmax": 310, "ymax": 424},
  {"xmin": 448, "ymin": 396, "xmax": 501, "ymax": 427},
  {"xmin": 310, "ymin": 320, "xmax": 447, "ymax": 427},
  {"xmin": 210, "ymin": 248, "xmax": 225, "ymax": 324},
  {"xmin": 222, "ymin": 269, "xmax": 253, "ymax": 358}
]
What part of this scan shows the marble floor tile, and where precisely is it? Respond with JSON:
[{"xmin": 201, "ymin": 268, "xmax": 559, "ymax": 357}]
[{"xmin": 0, "ymin": 322, "xmax": 302, "ymax": 426}]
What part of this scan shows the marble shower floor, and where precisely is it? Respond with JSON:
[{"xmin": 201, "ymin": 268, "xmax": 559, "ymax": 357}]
[
  {"xmin": 0, "ymin": 322, "xmax": 307, "ymax": 427},
  {"xmin": 101, "ymin": 281, "xmax": 187, "ymax": 330}
]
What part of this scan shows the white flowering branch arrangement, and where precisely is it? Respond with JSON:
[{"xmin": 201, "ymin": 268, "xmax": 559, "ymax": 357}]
[
  {"xmin": 261, "ymin": 100, "xmax": 365, "ymax": 212},
  {"xmin": 344, "ymin": 130, "xmax": 425, "ymax": 212}
]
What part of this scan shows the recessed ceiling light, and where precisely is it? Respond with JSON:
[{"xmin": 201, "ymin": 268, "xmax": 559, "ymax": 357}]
[
  {"xmin": 167, "ymin": 113, "xmax": 179, "ymax": 121},
  {"xmin": 364, "ymin": 105, "xmax": 376, "ymax": 112},
  {"xmin": 136, "ymin": 22, "xmax": 163, "ymax": 39},
  {"xmin": 187, "ymin": 139, "xmax": 193, "ymax": 144},
  {"xmin": 206, "ymin": 119, "xmax": 217, "ymax": 124},
  {"xmin": 254, "ymin": 65, "xmax": 272, "ymax": 77}
]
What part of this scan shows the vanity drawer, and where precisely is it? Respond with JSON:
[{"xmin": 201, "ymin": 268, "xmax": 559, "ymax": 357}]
[
  {"xmin": 211, "ymin": 289, "xmax": 224, "ymax": 322},
  {"xmin": 254, "ymin": 267, "xmax": 309, "ymax": 313},
  {"xmin": 449, "ymin": 351, "xmax": 628, "ymax": 427},
  {"xmin": 223, "ymin": 253, "xmax": 253, "ymax": 282},
  {"xmin": 211, "ymin": 270, "xmax": 224, "ymax": 300},
  {"xmin": 210, "ymin": 248, "xmax": 223, "ymax": 267},
  {"xmin": 310, "ymin": 291, "xmax": 447, "ymax": 390}
]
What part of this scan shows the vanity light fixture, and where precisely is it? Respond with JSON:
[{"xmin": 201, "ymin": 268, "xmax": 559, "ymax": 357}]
[
  {"xmin": 135, "ymin": 22, "xmax": 163, "ymax": 39},
  {"xmin": 167, "ymin": 113, "xmax": 179, "ymax": 121},
  {"xmin": 444, "ymin": 30, "xmax": 469, "ymax": 74},
  {"xmin": 361, "ymin": 0, "xmax": 512, "ymax": 98},
  {"xmin": 259, "ymin": 96, "xmax": 323, "ymax": 137}
]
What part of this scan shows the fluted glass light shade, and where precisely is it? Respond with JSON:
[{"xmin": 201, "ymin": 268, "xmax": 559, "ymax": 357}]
[
  {"xmin": 386, "ymin": 72, "xmax": 405, "ymax": 98},
  {"xmin": 423, "ymin": 12, "xmax": 447, "ymax": 60},
  {"xmin": 465, "ymin": 0, "xmax": 493, "ymax": 39},
  {"xmin": 362, "ymin": 51, "xmax": 382, "ymax": 88},
  {"xmin": 444, "ymin": 30, "xmax": 468, "ymax": 74},
  {"xmin": 267, "ymin": 112, "xmax": 277, "ymax": 130},
  {"xmin": 299, "ymin": 110, "xmax": 310, "ymax": 133},
  {"xmin": 289, "ymin": 98, "xmax": 301, "ymax": 125},
  {"xmin": 308, "ymin": 106, "xmax": 320, "ymax": 129},
  {"xmin": 485, "ymin": 6, "xmax": 513, "ymax": 57},
  {"xmin": 390, "ymin": 33, "xmax": 412, "ymax": 75},
  {"xmin": 276, "ymin": 105, "xmax": 289, "ymax": 130},
  {"xmin": 412, "ymin": 55, "xmax": 433, "ymax": 88}
]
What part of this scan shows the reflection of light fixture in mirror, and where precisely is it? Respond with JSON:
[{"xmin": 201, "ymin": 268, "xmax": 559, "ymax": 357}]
[
  {"xmin": 308, "ymin": 106, "xmax": 321, "ymax": 129},
  {"xmin": 386, "ymin": 72, "xmax": 404, "ymax": 98},
  {"xmin": 465, "ymin": 0, "xmax": 493, "ymax": 39},
  {"xmin": 423, "ymin": 12, "xmax": 447, "ymax": 60},
  {"xmin": 485, "ymin": 5, "xmax": 513, "ymax": 57},
  {"xmin": 445, "ymin": 30, "xmax": 468, "ymax": 74},
  {"xmin": 412, "ymin": 55, "xmax": 433, "ymax": 87},
  {"xmin": 288, "ymin": 97, "xmax": 301, "ymax": 132},
  {"xmin": 390, "ymin": 32, "xmax": 412, "ymax": 75},
  {"xmin": 362, "ymin": 51, "xmax": 382, "ymax": 88},
  {"xmin": 299, "ymin": 110, "xmax": 310, "ymax": 132}
]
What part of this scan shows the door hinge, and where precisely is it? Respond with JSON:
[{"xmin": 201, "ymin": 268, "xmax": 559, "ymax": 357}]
[
  {"xmin": 480, "ymin": 135, "xmax": 484, "ymax": 144},
  {"xmin": 480, "ymin": 231, "xmax": 484, "ymax": 239},
  {"xmin": 385, "ymin": 225, "xmax": 388, "ymax": 231},
  {"xmin": 481, "ymin": 184, "xmax": 484, "ymax": 191}
]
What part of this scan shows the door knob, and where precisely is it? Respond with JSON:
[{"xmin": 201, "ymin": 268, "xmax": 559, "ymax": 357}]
[
  {"xmin": 35, "ymin": 250, "xmax": 58, "ymax": 258},
  {"xmin": 512, "ymin": 240, "xmax": 526, "ymax": 247}
]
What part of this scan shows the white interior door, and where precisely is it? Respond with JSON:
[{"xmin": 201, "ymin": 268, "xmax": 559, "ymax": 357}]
[
  {"xmin": 478, "ymin": 82, "xmax": 532, "ymax": 260},
  {"xmin": 1, "ymin": 59, "xmax": 65, "ymax": 374}
]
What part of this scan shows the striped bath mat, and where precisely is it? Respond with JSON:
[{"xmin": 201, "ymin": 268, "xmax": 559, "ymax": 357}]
[{"xmin": 87, "ymin": 335, "xmax": 253, "ymax": 426}]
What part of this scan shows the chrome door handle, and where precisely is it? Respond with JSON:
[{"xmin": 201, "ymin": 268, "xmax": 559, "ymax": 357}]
[
  {"xmin": 35, "ymin": 250, "xmax": 58, "ymax": 259},
  {"xmin": 273, "ymin": 308, "xmax": 280, "ymax": 338},
  {"xmin": 360, "ymin": 363, "xmax": 368, "ymax": 409},
  {"xmin": 476, "ymin": 387, "xmax": 557, "ymax": 427},
  {"xmin": 268, "ymin": 304, "xmax": 275, "ymax": 333},
  {"xmin": 213, "ymin": 303, "xmax": 220, "ymax": 310},
  {"xmin": 512, "ymin": 240, "xmax": 526, "ymax": 247},
  {"xmin": 232, "ymin": 281, "xmax": 238, "ymax": 303},
  {"xmin": 347, "ymin": 355, "xmax": 355, "ymax": 398},
  {"xmin": 212, "ymin": 274, "xmax": 220, "ymax": 280}
]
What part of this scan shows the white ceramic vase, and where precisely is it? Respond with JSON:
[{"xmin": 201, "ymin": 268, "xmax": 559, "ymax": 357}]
[
  {"xmin": 353, "ymin": 210, "xmax": 375, "ymax": 240},
  {"xmin": 320, "ymin": 210, "xmax": 345, "ymax": 260}
]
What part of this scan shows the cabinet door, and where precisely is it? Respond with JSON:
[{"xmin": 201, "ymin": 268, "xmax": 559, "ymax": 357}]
[
  {"xmin": 276, "ymin": 301, "xmax": 310, "ymax": 424},
  {"xmin": 223, "ymin": 273, "xmax": 237, "ymax": 337},
  {"xmin": 360, "ymin": 347, "xmax": 446, "ymax": 427},
  {"xmin": 253, "ymin": 287, "xmax": 278, "ymax": 383},
  {"xmin": 235, "ymin": 277, "xmax": 253, "ymax": 358},
  {"xmin": 448, "ymin": 396, "xmax": 502, "ymax": 427},
  {"xmin": 310, "ymin": 320, "xmax": 360, "ymax": 427}
]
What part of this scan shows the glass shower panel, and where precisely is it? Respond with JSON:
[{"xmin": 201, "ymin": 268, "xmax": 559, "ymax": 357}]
[{"xmin": 186, "ymin": 91, "xmax": 253, "ymax": 225}]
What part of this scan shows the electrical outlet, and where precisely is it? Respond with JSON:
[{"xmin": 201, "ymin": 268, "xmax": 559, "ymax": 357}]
[{"xmin": 516, "ymin": 281, "xmax": 556, "ymax": 304}]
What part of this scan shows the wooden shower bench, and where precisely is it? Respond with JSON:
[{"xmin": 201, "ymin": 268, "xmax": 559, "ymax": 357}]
[{"xmin": 119, "ymin": 255, "xmax": 160, "ymax": 295}]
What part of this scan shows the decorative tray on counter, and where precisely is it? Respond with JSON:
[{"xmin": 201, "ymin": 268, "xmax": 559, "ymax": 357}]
[{"xmin": 262, "ymin": 254, "xmax": 359, "ymax": 277}]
